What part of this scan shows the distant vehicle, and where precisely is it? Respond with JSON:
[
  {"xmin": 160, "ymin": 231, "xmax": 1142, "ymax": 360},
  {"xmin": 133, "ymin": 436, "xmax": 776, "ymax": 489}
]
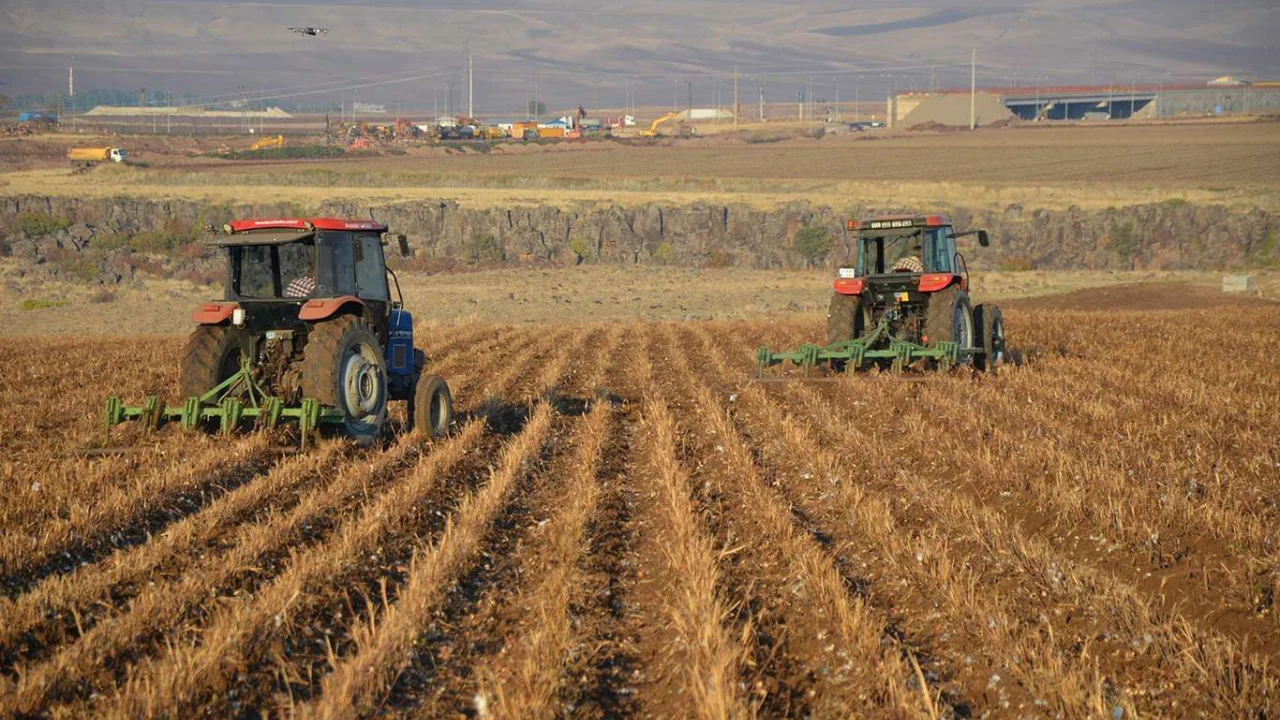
[
  {"xmin": 289, "ymin": 26, "xmax": 328, "ymax": 36},
  {"xmin": 18, "ymin": 111, "xmax": 56, "ymax": 123},
  {"xmin": 68, "ymin": 147, "xmax": 126, "ymax": 167},
  {"xmin": 249, "ymin": 135, "xmax": 285, "ymax": 151}
]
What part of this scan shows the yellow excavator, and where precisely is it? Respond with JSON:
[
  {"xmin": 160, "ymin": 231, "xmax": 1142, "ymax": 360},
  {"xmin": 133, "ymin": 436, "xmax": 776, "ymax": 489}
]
[
  {"xmin": 641, "ymin": 112, "xmax": 680, "ymax": 137},
  {"xmin": 249, "ymin": 134, "xmax": 285, "ymax": 150}
]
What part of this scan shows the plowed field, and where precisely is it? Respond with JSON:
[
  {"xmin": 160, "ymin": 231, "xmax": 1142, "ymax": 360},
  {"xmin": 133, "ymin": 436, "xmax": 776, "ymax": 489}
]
[{"xmin": 0, "ymin": 285, "xmax": 1276, "ymax": 718}]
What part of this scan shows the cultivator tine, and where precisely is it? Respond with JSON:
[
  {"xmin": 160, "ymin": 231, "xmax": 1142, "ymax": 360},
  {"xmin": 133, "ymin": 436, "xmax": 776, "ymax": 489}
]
[
  {"xmin": 142, "ymin": 396, "xmax": 165, "ymax": 432},
  {"xmin": 181, "ymin": 397, "xmax": 201, "ymax": 430},
  {"xmin": 104, "ymin": 396, "xmax": 124, "ymax": 429},
  {"xmin": 219, "ymin": 398, "xmax": 244, "ymax": 435},
  {"xmin": 260, "ymin": 397, "xmax": 283, "ymax": 430}
]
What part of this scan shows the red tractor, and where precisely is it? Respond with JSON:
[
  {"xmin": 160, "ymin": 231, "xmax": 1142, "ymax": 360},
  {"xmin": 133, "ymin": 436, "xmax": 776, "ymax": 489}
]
[
  {"xmin": 105, "ymin": 218, "xmax": 453, "ymax": 445},
  {"xmin": 758, "ymin": 213, "xmax": 1005, "ymax": 374}
]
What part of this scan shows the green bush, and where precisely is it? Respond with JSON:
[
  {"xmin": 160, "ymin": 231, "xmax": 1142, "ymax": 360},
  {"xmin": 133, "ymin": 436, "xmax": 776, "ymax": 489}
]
[
  {"xmin": 795, "ymin": 225, "xmax": 832, "ymax": 267},
  {"xmin": 1110, "ymin": 221, "xmax": 1138, "ymax": 259},
  {"xmin": 1161, "ymin": 198, "xmax": 1189, "ymax": 207},
  {"xmin": 19, "ymin": 298, "xmax": 66, "ymax": 311},
  {"xmin": 706, "ymin": 248, "xmax": 734, "ymax": 268},
  {"xmin": 568, "ymin": 236, "xmax": 588, "ymax": 262},
  {"xmin": 465, "ymin": 233, "xmax": 504, "ymax": 263},
  {"xmin": 16, "ymin": 212, "xmax": 70, "ymax": 237},
  {"xmin": 654, "ymin": 241, "xmax": 674, "ymax": 264},
  {"xmin": 221, "ymin": 145, "xmax": 345, "ymax": 161}
]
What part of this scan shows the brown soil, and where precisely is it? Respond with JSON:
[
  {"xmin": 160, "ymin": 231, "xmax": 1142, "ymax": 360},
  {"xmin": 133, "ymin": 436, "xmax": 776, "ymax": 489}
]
[{"xmin": 0, "ymin": 290, "xmax": 1276, "ymax": 717}]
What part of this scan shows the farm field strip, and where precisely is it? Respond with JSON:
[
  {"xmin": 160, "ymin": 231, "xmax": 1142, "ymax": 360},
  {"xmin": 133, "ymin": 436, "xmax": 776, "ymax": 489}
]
[
  {"xmin": 1, "ymin": 291, "xmax": 1277, "ymax": 716},
  {"xmin": 655, "ymin": 323, "xmax": 921, "ymax": 717},
  {"xmin": 1, "ymin": 433, "xmax": 426, "ymax": 715},
  {"xmin": 95, "ymin": 421, "xmax": 489, "ymax": 717},
  {"xmin": 390, "ymin": 328, "xmax": 627, "ymax": 717},
  {"xmin": 304, "ymin": 403, "xmax": 555, "ymax": 718},
  {"xmin": 0, "ymin": 432, "xmax": 276, "ymax": 594},
  {"xmin": 696, "ymin": 321, "xmax": 1277, "ymax": 715},
  {"xmin": 623, "ymin": 335, "xmax": 751, "ymax": 719},
  {"xmin": 470, "ymin": 402, "xmax": 615, "ymax": 719},
  {"xmin": 0, "ymin": 439, "xmax": 350, "ymax": 672},
  {"xmin": 697, "ymin": 324, "xmax": 1137, "ymax": 711},
  {"xmin": 340, "ymin": 326, "xmax": 618, "ymax": 716}
]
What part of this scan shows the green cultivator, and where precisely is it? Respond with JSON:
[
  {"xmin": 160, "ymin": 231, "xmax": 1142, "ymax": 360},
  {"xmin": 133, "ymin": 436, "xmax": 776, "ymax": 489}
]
[
  {"xmin": 757, "ymin": 317, "xmax": 972, "ymax": 376},
  {"xmin": 104, "ymin": 357, "xmax": 344, "ymax": 447}
]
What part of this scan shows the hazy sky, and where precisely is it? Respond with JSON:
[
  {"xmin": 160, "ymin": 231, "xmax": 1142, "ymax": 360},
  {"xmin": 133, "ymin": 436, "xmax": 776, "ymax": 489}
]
[{"xmin": 2, "ymin": 0, "xmax": 1277, "ymax": 110}]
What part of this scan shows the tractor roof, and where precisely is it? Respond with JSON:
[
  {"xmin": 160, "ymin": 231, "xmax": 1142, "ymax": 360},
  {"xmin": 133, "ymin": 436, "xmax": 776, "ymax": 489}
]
[
  {"xmin": 847, "ymin": 214, "xmax": 953, "ymax": 231},
  {"xmin": 211, "ymin": 218, "xmax": 389, "ymax": 247}
]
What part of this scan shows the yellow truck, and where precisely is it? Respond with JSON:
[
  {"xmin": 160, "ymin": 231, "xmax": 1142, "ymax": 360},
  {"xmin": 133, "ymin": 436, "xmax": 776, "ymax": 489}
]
[
  {"xmin": 248, "ymin": 134, "xmax": 285, "ymax": 150},
  {"xmin": 67, "ymin": 147, "xmax": 126, "ymax": 166}
]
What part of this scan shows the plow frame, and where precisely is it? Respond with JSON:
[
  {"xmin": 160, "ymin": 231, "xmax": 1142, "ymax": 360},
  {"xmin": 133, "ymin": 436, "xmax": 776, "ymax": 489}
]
[
  {"xmin": 755, "ymin": 318, "xmax": 974, "ymax": 377},
  {"xmin": 104, "ymin": 358, "xmax": 344, "ymax": 448}
]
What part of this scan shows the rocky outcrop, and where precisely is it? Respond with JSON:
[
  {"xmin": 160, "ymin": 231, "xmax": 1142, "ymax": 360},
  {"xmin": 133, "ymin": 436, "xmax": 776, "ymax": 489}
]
[{"xmin": 1, "ymin": 195, "xmax": 1275, "ymax": 274}]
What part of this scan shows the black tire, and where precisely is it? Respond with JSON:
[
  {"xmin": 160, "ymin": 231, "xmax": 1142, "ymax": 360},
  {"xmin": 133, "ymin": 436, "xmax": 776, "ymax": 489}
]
[
  {"xmin": 826, "ymin": 293, "xmax": 870, "ymax": 344},
  {"xmin": 299, "ymin": 315, "xmax": 387, "ymax": 446},
  {"xmin": 974, "ymin": 304, "xmax": 1006, "ymax": 372},
  {"xmin": 411, "ymin": 374, "xmax": 454, "ymax": 438},
  {"xmin": 178, "ymin": 325, "xmax": 242, "ymax": 400},
  {"xmin": 923, "ymin": 285, "xmax": 975, "ymax": 356}
]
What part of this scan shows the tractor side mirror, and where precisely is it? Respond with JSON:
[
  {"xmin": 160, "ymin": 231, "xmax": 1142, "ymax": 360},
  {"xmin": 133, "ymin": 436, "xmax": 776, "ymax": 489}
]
[
  {"xmin": 396, "ymin": 234, "xmax": 410, "ymax": 257},
  {"xmin": 977, "ymin": 230, "xmax": 990, "ymax": 247}
]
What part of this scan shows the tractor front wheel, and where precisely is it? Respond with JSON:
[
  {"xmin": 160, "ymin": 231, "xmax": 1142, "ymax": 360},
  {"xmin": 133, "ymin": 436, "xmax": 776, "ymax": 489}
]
[
  {"xmin": 178, "ymin": 325, "xmax": 242, "ymax": 400},
  {"xmin": 411, "ymin": 374, "xmax": 453, "ymax": 438},
  {"xmin": 923, "ymin": 286, "xmax": 975, "ymax": 360},
  {"xmin": 300, "ymin": 316, "xmax": 387, "ymax": 446},
  {"xmin": 974, "ymin": 304, "xmax": 1006, "ymax": 372}
]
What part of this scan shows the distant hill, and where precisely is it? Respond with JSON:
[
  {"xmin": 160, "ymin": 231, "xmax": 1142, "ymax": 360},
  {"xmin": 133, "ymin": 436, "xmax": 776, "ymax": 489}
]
[{"xmin": 2, "ymin": 0, "xmax": 1277, "ymax": 112}]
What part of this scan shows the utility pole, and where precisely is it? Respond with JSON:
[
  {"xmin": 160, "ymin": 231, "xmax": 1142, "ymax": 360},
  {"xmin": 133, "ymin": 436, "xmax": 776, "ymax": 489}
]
[
  {"xmin": 969, "ymin": 49, "xmax": 977, "ymax": 130},
  {"xmin": 467, "ymin": 51, "xmax": 474, "ymax": 118},
  {"xmin": 734, "ymin": 65, "xmax": 739, "ymax": 126},
  {"xmin": 685, "ymin": 79, "xmax": 693, "ymax": 112},
  {"xmin": 759, "ymin": 85, "xmax": 764, "ymax": 122},
  {"xmin": 1130, "ymin": 77, "xmax": 1136, "ymax": 120},
  {"xmin": 834, "ymin": 76, "xmax": 840, "ymax": 120},
  {"xmin": 68, "ymin": 59, "xmax": 75, "ymax": 132},
  {"xmin": 854, "ymin": 76, "xmax": 859, "ymax": 122}
]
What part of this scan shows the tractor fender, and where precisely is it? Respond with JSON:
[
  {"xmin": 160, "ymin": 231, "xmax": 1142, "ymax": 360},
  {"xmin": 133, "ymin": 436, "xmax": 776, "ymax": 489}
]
[
  {"xmin": 191, "ymin": 301, "xmax": 238, "ymax": 325},
  {"xmin": 298, "ymin": 296, "xmax": 365, "ymax": 322}
]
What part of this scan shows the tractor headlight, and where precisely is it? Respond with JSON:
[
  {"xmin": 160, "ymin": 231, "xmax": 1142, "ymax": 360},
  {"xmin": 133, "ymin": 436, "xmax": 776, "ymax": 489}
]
[{"xmin": 232, "ymin": 307, "xmax": 246, "ymax": 327}]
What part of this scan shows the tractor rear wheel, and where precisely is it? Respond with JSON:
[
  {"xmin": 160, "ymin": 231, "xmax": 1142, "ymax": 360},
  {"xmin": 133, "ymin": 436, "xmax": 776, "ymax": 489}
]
[
  {"xmin": 826, "ymin": 293, "xmax": 870, "ymax": 344},
  {"xmin": 178, "ymin": 325, "xmax": 241, "ymax": 400},
  {"xmin": 300, "ymin": 316, "xmax": 387, "ymax": 446},
  {"xmin": 411, "ymin": 374, "xmax": 453, "ymax": 438},
  {"xmin": 923, "ymin": 286, "xmax": 975, "ymax": 359},
  {"xmin": 974, "ymin": 304, "xmax": 1006, "ymax": 372}
]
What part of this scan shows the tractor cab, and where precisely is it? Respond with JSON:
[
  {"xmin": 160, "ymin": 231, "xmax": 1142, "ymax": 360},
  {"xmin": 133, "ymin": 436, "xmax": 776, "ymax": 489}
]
[
  {"xmin": 209, "ymin": 218, "xmax": 405, "ymax": 336},
  {"xmin": 835, "ymin": 214, "xmax": 989, "ymax": 299}
]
